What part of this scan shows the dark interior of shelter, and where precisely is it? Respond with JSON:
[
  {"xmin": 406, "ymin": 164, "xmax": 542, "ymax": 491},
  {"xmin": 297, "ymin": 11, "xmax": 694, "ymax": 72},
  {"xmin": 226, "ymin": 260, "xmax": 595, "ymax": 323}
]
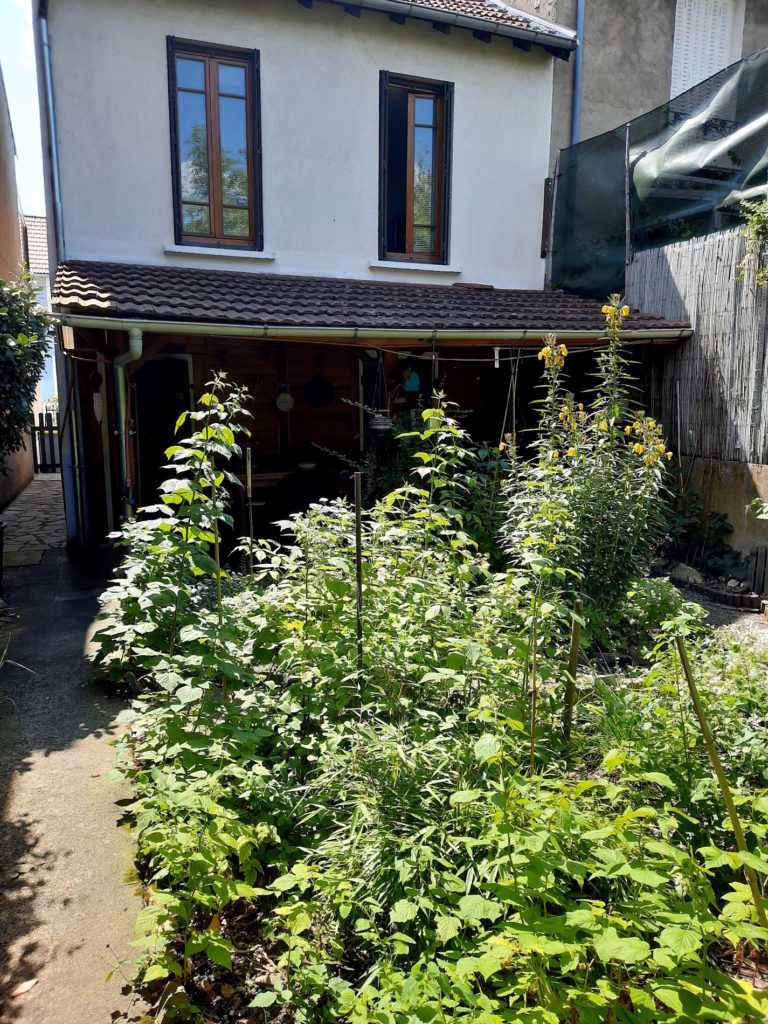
[{"xmin": 69, "ymin": 331, "xmax": 659, "ymax": 556}]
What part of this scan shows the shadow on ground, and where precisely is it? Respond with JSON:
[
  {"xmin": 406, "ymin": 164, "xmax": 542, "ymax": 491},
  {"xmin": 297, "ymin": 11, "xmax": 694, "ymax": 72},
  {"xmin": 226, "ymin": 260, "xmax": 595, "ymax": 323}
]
[{"xmin": 0, "ymin": 546, "xmax": 145, "ymax": 1023}]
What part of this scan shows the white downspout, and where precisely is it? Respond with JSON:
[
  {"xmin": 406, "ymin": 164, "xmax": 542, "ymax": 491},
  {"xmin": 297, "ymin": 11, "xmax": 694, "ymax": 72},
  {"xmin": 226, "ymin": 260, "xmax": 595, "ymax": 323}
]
[{"xmin": 114, "ymin": 327, "xmax": 143, "ymax": 523}]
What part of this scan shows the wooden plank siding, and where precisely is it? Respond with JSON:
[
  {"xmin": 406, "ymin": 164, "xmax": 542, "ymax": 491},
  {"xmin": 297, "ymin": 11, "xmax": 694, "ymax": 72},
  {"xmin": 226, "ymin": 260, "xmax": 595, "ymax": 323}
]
[{"xmin": 627, "ymin": 228, "xmax": 768, "ymax": 465}]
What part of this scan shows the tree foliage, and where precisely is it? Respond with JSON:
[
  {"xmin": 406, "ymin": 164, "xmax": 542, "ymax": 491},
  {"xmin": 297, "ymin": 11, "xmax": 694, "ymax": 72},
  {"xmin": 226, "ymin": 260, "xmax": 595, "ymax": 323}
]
[{"xmin": 0, "ymin": 272, "xmax": 52, "ymax": 473}]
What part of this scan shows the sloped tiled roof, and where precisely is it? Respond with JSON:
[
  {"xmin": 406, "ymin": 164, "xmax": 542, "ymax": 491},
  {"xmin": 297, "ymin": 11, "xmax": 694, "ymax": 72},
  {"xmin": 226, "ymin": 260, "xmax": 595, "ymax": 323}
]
[
  {"xmin": 52, "ymin": 260, "xmax": 690, "ymax": 339},
  {"xmin": 323, "ymin": 0, "xmax": 577, "ymax": 47},
  {"xmin": 24, "ymin": 215, "xmax": 49, "ymax": 277}
]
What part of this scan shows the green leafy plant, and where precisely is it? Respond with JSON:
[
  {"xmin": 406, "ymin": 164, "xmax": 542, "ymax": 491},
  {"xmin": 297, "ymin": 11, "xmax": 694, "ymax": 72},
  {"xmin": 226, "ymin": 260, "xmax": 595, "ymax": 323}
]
[
  {"xmin": 96, "ymin": 369, "xmax": 768, "ymax": 1024},
  {"xmin": 0, "ymin": 272, "xmax": 52, "ymax": 473},
  {"xmin": 737, "ymin": 196, "xmax": 768, "ymax": 286}
]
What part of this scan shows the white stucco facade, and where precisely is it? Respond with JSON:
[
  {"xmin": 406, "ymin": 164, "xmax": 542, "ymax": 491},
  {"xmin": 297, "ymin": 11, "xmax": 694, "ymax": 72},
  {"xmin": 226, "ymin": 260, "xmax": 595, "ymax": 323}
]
[{"xmin": 47, "ymin": 0, "xmax": 555, "ymax": 288}]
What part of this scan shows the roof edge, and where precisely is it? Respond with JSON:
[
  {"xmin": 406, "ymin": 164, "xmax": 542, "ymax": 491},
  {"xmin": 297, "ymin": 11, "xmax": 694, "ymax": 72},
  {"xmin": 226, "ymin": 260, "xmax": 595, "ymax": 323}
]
[{"xmin": 320, "ymin": 0, "xmax": 577, "ymax": 50}]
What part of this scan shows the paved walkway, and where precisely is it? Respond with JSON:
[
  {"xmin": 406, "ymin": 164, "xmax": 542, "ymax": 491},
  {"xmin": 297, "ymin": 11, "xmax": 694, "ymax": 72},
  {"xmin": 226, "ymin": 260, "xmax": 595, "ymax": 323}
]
[
  {"xmin": 0, "ymin": 479, "xmax": 145, "ymax": 1023},
  {"xmin": 2, "ymin": 475, "xmax": 67, "ymax": 568}
]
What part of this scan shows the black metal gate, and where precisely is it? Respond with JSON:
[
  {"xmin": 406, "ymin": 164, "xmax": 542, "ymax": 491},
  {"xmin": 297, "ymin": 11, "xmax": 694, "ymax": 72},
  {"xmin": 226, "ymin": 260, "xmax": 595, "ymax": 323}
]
[{"xmin": 29, "ymin": 412, "xmax": 60, "ymax": 473}]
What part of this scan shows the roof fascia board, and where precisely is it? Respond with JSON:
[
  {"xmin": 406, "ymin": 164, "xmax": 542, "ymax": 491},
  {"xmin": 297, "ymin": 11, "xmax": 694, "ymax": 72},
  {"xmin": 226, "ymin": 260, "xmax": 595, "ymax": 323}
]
[{"xmin": 316, "ymin": 0, "xmax": 577, "ymax": 51}]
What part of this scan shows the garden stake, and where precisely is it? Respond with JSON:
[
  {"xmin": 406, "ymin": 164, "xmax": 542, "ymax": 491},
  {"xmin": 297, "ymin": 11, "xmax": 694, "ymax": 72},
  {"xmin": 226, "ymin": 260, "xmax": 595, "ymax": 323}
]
[
  {"xmin": 354, "ymin": 471, "xmax": 363, "ymax": 676},
  {"xmin": 563, "ymin": 599, "xmax": 583, "ymax": 752},
  {"xmin": 529, "ymin": 589, "xmax": 540, "ymax": 775},
  {"xmin": 246, "ymin": 446, "xmax": 254, "ymax": 575},
  {"xmin": 675, "ymin": 634, "xmax": 768, "ymax": 930}
]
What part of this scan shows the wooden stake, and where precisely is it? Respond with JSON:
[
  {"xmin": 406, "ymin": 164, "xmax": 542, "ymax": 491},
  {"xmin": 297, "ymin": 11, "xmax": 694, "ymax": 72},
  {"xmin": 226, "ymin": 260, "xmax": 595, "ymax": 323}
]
[
  {"xmin": 563, "ymin": 599, "xmax": 583, "ymax": 752},
  {"xmin": 675, "ymin": 634, "xmax": 768, "ymax": 929},
  {"xmin": 354, "ymin": 471, "xmax": 363, "ymax": 676},
  {"xmin": 246, "ymin": 446, "xmax": 254, "ymax": 575}
]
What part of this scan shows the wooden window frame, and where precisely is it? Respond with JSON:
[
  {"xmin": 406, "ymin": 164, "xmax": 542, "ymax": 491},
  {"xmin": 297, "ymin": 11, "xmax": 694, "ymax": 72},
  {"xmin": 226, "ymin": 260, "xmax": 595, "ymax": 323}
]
[
  {"xmin": 378, "ymin": 72, "xmax": 453, "ymax": 265},
  {"xmin": 167, "ymin": 37, "xmax": 263, "ymax": 250}
]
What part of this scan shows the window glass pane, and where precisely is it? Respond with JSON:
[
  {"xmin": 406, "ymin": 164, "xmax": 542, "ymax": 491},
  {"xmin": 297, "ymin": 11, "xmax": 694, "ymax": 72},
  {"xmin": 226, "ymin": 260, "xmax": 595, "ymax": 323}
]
[
  {"xmin": 219, "ymin": 96, "xmax": 249, "ymax": 207},
  {"xmin": 219, "ymin": 63, "xmax": 246, "ymax": 97},
  {"xmin": 177, "ymin": 57, "xmax": 205, "ymax": 91},
  {"xmin": 182, "ymin": 204, "xmax": 211, "ymax": 234},
  {"xmin": 414, "ymin": 96, "xmax": 435, "ymax": 125},
  {"xmin": 178, "ymin": 91, "xmax": 209, "ymax": 202},
  {"xmin": 385, "ymin": 86, "xmax": 409, "ymax": 254},
  {"xmin": 222, "ymin": 207, "xmax": 250, "ymax": 236},
  {"xmin": 412, "ymin": 226, "xmax": 435, "ymax": 253},
  {"xmin": 412, "ymin": 125, "xmax": 436, "ymax": 243}
]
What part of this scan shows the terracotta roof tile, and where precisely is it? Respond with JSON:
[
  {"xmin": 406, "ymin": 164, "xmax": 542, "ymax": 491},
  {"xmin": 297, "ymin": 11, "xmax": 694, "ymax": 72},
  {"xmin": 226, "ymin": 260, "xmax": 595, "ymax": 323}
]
[{"xmin": 52, "ymin": 260, "xmax": 690, "ymax": 337}]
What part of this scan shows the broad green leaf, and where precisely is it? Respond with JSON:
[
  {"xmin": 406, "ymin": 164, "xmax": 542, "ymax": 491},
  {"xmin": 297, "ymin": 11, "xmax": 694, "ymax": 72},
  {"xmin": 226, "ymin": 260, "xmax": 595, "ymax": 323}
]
[
  {"xmin": 457, "ymin": 895, "xmax": 502, "ymax": 923},
  {"xmin": 593, "ymin": 926, "xmax": 650, "ymax": 964},
  {"xmin": 390, "ymin": 899, "xmax": 418, "ymax": 924},
  {"xmin": 435, "ymin": 915, "xmax": 461, "ymax": 942},
  {"xmin": 659, "ymin": 926, "xmax": 702, "ymax": 956},
  {"xmin": 450, "ymin": 789, "xmax": 482, "ymax": 806},
  {"xmin": 473, "ymin": 734, "xmax": 501, "ymax": 764}
]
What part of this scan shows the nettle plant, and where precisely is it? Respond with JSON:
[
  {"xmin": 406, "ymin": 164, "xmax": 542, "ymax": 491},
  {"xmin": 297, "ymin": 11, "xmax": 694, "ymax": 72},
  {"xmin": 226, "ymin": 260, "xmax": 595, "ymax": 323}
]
[
  {"xmin": 93, "ymin": 373, "xmax": 252, "ymax": 696},
  {"xmin": 503, "ymin": 297, "xmax": 674, "ymax": 649}
]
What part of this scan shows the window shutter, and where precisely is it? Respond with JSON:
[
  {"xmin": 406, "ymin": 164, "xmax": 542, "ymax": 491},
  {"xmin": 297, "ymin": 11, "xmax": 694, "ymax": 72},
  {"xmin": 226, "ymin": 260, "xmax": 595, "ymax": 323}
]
[
  {"xmin": 378, "ymin": 71, "xmax": 389, "ymax": 261},
  {"xmin": 671, "ymin": 0, "xmax": 732, "ymax": 97}
]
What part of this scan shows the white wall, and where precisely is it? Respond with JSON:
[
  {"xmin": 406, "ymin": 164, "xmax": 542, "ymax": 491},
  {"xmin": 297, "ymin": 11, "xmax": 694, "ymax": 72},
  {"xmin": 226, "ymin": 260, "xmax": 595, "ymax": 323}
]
[{"xmin": 48, "ymin": 0, "xmax": 554, "ymax": 288}]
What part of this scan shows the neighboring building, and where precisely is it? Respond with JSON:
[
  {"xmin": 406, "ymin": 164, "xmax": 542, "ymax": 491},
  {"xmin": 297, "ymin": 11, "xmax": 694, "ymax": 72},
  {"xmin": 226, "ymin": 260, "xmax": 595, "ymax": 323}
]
[
  {"xmin": 515, "ymin": 0, "xmax": 768, "ymax": 169},
  {"xmin": 23, "ymin": 214, "xmax": 57, "ymax": 417},
  {"xmin": 34, "ymin": 0, "xmax": 689, "ymax": 544},
  {"xmin": 0, "ymin": 63, "xmax": 34, "ymax": 508}
]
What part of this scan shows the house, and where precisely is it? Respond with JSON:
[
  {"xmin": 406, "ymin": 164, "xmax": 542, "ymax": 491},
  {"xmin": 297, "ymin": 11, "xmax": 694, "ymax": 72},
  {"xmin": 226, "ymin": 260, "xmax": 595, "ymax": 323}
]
[
  {"xmin": 34, "ymin": 0, "xmax": 689, "ymax": 546},
  {"xmin": 515, "ymin": 0, "xmax": 768, "ymax": 171},
  {"xmin": 0, "ymin": 63, "xmax": 34, "ymax": 508},
  {"xmin": 23, "ymin": 214, "xmax": 58, "ymax": 419}
]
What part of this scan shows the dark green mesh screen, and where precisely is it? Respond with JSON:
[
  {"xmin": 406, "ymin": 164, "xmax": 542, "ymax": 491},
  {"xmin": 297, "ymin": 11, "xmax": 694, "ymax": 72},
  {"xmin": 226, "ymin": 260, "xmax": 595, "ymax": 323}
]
[{"xmin": 551, "ymin": 46, "xmax": 768, "ymax": 298}]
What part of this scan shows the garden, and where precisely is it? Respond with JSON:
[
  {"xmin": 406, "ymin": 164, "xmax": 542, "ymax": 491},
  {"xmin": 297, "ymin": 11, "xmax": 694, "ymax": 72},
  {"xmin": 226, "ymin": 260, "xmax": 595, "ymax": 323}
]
[{"xmin": 93, "ymin": 299, "xmax": 768, "ymax": 1023}]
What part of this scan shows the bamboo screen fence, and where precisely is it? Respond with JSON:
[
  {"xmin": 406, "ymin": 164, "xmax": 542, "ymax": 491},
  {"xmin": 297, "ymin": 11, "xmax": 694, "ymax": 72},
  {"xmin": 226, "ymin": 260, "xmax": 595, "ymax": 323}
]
[{"xmin": 627, "ymin": 228, "xmax": 768, "ymax": 465}]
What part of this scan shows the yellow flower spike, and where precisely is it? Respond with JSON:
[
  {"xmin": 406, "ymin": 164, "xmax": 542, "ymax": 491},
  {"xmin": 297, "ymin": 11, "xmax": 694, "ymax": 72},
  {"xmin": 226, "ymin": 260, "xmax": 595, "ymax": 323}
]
[
  {"xmin": 658, "ymin": 444, "xmax": 666, "ymax": 454},
  {"xmin": 537, "ymin": 350, "xmax": 544, "ymax": 361},
  {"xmin": 598, "ymin": 420, "xmax": 608, "ymax": 431},
  {"xmin": 559, "ymin": 344, "xmax": 568, "ymax": 356},
  {"xmin": 567, "ymin": 447, "xmax": 577, "ymax": 457},
  {"xmin": 648, "ymin": 419, "xmax": 656, "ymax": 430},
  {"xmin": 621, "ymin": 305, "xmax": 630, "ymax": 317},
  {"xmin": 633, "ymin": 421, "xmax": 640, "ymax": 430},
  {"xmin": 579, "ymin": 411, "xmax": 585, "ymax": 420},
  {"xmin": 559, "ymin": 411, "xmax": 565, "ymax": 421},
  {"xmin": 602, "ymin": 305, "xmax": 611, "ymax": 314},
  {"xmin": 624, "ymin": 425, "xmax": 632, "ymax": 435},
  {"xmin": 666, "ymin": 451, "xmax": 673, "ymax": 461},
  {"xmin": 633, "ymin": 443, "xmax": 644, "ymax": 454},
  {"xmin": 649, "ymin": 454, "xmax": 656, "ymax": 466},
  {"xmin": 498, "ymin": 442, "xmax": 505, "ymax": 452},
  {"xmin": 572, "ymin": 423, "xmax": 577, "ymax": 431},
  {"xmin": 552, "ymin": 450, "xmax": 559, "ymax": 459},
  {"xmin": 578, "ymin": 403, "xmax": 584, "ymax": 411}
]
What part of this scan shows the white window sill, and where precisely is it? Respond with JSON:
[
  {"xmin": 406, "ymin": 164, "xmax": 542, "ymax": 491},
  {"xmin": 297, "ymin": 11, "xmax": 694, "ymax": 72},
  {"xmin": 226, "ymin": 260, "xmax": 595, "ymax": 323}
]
[
  {"xmin": 164, "ymin": 244, "xmax": 276, "ymax": 261},
  {"xmin": 369, "ymin": 259, "xmax": 462, "ymax": 274}
]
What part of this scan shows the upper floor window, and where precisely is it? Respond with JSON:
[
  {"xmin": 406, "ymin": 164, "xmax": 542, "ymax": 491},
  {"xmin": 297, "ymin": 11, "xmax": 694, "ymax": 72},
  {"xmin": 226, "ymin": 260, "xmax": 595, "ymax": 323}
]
[
  {"xmin": 670, "ymin": 0, "xmax": 743, "ymax": 97},
  {"xmin": 167, "ymin": 38, "xmax": 263, "ymax": 248},
  {"xmin": 379, "ymin": 72, "xmax": 453, "ymax": 264}
]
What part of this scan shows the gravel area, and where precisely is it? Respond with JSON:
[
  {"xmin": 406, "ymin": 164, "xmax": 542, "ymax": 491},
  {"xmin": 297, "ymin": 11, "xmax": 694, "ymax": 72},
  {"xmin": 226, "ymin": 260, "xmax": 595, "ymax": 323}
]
[{"xmin": 678, "ymin": 585, "xmax": 768, "ymax": 649}]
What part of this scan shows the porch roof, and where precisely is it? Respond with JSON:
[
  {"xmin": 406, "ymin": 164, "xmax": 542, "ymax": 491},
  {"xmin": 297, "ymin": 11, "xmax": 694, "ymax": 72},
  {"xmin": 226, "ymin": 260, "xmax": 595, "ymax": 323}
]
[{"xmin": 52, "ymin": 260, "xmax": 690, "ymax": 342}]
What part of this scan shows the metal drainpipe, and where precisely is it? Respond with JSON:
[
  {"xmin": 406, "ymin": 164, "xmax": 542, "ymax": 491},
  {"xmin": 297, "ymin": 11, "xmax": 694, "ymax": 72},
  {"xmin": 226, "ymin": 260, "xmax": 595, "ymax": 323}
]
[
  {"xmin": 41, "ymin": 2, "xmax": 85, "ymax": 545},
  {"xmin": 570, "ymin": 0, "xmax": 585, "ymax": 146},
  {"xmin": 114, "ymin": 328, "xmax": 143, "ymax": 523}
]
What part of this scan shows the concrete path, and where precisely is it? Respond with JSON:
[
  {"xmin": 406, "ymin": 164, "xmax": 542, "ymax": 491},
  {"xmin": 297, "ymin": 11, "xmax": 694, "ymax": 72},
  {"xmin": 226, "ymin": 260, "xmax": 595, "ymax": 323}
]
[{"xmin": 0, "ymin": 479, "xmax": 145, "ymax": 1023}]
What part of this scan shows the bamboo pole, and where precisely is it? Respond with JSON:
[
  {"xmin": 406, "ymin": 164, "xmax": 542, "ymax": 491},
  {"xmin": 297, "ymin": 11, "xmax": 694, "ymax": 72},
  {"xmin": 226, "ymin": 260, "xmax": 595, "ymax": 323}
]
[
  {"xmin": 354, "ymin": 471, "xmax": 363, "ymax": 676},
  {"xmin": 675, "ymin": 634, "xmax": 768, "ymax": 929},
  {"xmin": 246, "ymin": 446, "xmax": 254, "ymax": 575},
  {"xmin": 563, "ymin": 599, "xmax": 583, "ymax": 752}
]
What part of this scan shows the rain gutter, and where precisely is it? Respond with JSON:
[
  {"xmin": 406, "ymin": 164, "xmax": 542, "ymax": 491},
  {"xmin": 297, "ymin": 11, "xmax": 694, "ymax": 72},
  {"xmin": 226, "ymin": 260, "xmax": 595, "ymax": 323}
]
[{"xmin": 57, "ymin": 313, "xmax": 691, "ymax": 343}]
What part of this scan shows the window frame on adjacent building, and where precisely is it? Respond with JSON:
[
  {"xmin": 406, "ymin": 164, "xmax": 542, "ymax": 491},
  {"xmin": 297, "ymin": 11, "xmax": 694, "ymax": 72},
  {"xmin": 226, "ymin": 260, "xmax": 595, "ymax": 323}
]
[
  {"xmin": 378, "ymin": 72, "xmax": 454, "ymax": 265},
  {"xmin": 167, "ymin": 37, "xmax": 263, "ymax": 250}
]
